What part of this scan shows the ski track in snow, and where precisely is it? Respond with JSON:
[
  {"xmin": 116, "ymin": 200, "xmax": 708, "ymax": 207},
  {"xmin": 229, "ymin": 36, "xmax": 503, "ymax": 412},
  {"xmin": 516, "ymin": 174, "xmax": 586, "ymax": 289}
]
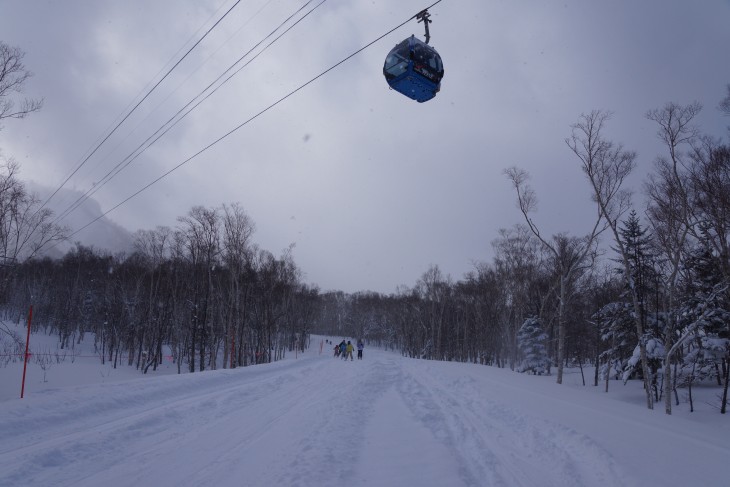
[
  {"xmin": 0, "ymin": 347, "xmax": 668, "ymax": 487},
  {"xmin": 396, "ymin": 361, "xmax": 630, "ymax": 487}
]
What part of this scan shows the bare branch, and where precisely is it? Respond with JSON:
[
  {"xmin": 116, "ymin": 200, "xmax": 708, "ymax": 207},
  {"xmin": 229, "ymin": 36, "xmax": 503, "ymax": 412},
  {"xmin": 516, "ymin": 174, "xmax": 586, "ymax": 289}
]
[
  {"xmin": 719, "ymin": 83, "xmax": 730, "ymax": 116},
  {"xmin": 0, "ymin": 42, "xmax": 43, "ymax": 127},
  {"xmin": 504, "ymin": 166, "xmax": 546, "ymax": 247}
]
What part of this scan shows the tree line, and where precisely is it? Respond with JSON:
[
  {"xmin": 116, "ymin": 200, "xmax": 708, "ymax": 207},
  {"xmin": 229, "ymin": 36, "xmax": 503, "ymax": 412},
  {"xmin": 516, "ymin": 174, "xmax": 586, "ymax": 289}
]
[{"xmin": 2, "ymin": 203, "xmax": 318, "ymax": 373}]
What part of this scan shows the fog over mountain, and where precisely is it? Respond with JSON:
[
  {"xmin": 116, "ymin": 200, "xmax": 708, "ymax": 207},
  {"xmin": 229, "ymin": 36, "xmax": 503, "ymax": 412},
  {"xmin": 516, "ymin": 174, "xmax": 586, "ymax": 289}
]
[{"xmin": 27, "ymin": 182, "xmax": 134, "ymax": 258}]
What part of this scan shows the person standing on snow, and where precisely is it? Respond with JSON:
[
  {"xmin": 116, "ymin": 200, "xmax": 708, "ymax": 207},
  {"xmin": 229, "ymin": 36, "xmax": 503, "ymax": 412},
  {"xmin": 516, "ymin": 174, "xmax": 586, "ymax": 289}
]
[
  {"xmin": 339, "ymin": 340, "xmax": 347, "ymax": 360},
  {"xmin": 357, "ymin": 340, "xmax": 364, "ymax": 360},
  {"xmin": 345, "ymin": 341, "xmax": 355, "ymax": 361}
]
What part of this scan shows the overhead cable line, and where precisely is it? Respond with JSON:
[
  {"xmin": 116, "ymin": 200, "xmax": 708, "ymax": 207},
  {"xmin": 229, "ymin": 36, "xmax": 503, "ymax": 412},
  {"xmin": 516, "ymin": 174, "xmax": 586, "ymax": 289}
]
[
  {"xmin": 80, "ymin": 0, "xmax": 235, "ymax": 159},
  {"xmin": 58, "ymin": 0, "xmax": 275, "ymax": 201},
  {"xmin": 55, "ymin": 0, "xmax": 446, "ymax": 244},
  {"xmin": 52, "ymin": 0, "xmax": 317, "ymax": 226},
  {"xmin": 36, "ymin": 0, "xmax": 245, "ymax": 215}
]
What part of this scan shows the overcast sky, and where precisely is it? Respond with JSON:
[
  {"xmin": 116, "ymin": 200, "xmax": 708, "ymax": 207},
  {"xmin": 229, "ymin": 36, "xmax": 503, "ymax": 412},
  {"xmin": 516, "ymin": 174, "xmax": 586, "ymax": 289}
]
[{"xmin": 1, "ymin": 0, "xmax": 729, "ymax": 293}]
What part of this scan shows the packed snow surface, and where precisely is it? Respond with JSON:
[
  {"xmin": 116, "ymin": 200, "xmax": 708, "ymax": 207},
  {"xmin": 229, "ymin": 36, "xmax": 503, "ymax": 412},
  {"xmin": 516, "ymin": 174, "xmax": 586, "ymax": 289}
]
[{"xmin": 1, "ymin": 338, "xmax": 728, "ymax": 487}]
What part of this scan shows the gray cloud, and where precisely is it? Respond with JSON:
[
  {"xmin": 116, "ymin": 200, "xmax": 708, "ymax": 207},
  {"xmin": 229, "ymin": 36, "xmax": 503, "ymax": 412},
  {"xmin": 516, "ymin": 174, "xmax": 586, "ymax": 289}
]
[{"xmin": 1, "ymin": 0, "xmax": 729, "ymax": 293}]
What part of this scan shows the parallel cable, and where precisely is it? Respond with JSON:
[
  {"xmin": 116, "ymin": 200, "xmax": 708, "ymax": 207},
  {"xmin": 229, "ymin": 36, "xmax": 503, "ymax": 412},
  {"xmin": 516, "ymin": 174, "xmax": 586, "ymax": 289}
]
[
  {"xmin": 52, "ymin": 0, "xmax": 319, "ymax": 226},
  {"xmin": 36, "ymin": 0, "xmax": 245, "ymax": 215},
  {"xmin": 51, "ymin": 1, "xmax": 446, "ymax": 244},
  {"xmin": 59, "ymin": 0, "xmax": 271, "ymax": 200},
  {"xmin": 84, "ymin": 0, "xmax": 234, "ymax": 157}
]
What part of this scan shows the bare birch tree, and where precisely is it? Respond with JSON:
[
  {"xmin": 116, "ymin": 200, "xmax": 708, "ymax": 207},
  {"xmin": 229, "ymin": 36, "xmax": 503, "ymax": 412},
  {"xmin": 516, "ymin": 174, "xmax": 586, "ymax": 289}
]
[
  {"xmin": 564, "ymin": 110, "xmax": 653, "ymax": 407},
  {"xmin": 645, "ymin": 101, "xmax": 702, "ymax": 414},
  {"xmin": 178, "ymin": 206, "xmax": 220, "ymax": 371},
  {"xmin": 492, "ymin": 226, "xmax": 544, "ymax": 369},
  {"xmin": 0, "ymin": 43, "xmax": 64, "ymax": 298},
  {"xmin": 0, "ymin": 158, "xmax": 66, "ymax": 266},
  {"xmin": 688, "ymin": 137, "xmax": 730, "ymax": 413},
  {"xmin": 220, "ymin": 203, "xmax": 255, "ymax": 368},
  {"xmin": 505, "ymin": 163, "xmax": 604, "ymax": 384}
]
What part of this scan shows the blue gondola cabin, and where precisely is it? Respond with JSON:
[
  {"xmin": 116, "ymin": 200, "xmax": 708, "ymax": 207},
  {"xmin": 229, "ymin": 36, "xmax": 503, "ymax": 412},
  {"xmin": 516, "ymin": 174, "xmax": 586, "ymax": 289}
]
[{"xmin": 383, "ymin": 35, "xmax": 444, "ymax": 103}]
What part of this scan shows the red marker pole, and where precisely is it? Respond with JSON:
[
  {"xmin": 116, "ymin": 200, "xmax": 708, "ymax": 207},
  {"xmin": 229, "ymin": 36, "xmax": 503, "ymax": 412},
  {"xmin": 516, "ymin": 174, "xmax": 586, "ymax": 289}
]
[{"xmin": 20, "ymin": 305, "xmax": 32, "ymax": 399}]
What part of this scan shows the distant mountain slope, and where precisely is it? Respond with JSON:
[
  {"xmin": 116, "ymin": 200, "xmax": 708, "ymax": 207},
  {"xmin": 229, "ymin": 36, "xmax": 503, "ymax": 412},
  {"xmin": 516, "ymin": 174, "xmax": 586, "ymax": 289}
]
[{"xmin": 27, "ymin": 181, "xmax": 134, "ymax": 257}]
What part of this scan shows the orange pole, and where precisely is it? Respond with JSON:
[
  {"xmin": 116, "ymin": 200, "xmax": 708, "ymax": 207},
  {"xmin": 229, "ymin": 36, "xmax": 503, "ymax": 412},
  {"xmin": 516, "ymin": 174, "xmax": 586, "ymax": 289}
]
[{"xmin": 20, "ymin": 305, "xmax": 32, "ymax": 399}]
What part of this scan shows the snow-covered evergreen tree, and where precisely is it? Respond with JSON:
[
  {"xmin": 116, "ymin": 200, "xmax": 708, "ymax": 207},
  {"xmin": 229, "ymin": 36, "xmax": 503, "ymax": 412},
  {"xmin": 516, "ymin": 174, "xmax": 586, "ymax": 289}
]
[
  {"xmin": 615, "ymin": 211, "xmax": 659, "ymax": 333},
  {"xmin": 517, "ymin": 317, "xmax": 550, "ymax": 375},
  {"xmin": 676, "ymin": 240, "xmax": 730, "ymax": 389},
  {"xmin": 595, "ymin": 299, "xmax": 666, "ymax": 387},
  {"xmin": 594, "ymin": 301, "xmax": 635, "ymax": 383},
  {"xmin": 612, "ymin": 211, "xmax": 666, "ymax": 396}
]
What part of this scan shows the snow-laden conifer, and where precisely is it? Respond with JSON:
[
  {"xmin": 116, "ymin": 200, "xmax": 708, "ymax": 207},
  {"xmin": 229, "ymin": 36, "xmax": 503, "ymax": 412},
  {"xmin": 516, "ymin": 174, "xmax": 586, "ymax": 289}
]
[{"xmin": 516, "ymin": 316, "xmax": 550, "ymax": 375}]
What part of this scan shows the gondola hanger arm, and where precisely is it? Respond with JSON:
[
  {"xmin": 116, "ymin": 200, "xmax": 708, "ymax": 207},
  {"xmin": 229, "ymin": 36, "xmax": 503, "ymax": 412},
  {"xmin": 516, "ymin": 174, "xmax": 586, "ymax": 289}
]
[{"xmin": 416, "ymin": 9, "xmax": 432, "ymax": 44}]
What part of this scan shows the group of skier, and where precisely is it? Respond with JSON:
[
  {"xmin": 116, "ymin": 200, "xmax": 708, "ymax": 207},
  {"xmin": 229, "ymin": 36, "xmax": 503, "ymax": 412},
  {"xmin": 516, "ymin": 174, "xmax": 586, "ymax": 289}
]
[{"xmin": 332, "ymin": 339, "xmax": 364, "ymax": 361}]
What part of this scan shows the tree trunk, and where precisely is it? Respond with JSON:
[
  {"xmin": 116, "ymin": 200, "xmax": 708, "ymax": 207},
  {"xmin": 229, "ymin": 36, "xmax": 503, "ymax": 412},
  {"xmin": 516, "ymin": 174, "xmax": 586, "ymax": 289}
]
[
  {"xmin": 722, "ymin": 356, "xmax": 729, "ymax": 414},
  {"xmin": 640, "ymin": 343, "xmax": 653, "ymax": 410},
  {"xmin": 556, "ymin": 277, "xmax": 567, "ymax": 384},
  {"xmin": 663, "ymin": 355, "xmax": 673, "ymax": 414}
]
